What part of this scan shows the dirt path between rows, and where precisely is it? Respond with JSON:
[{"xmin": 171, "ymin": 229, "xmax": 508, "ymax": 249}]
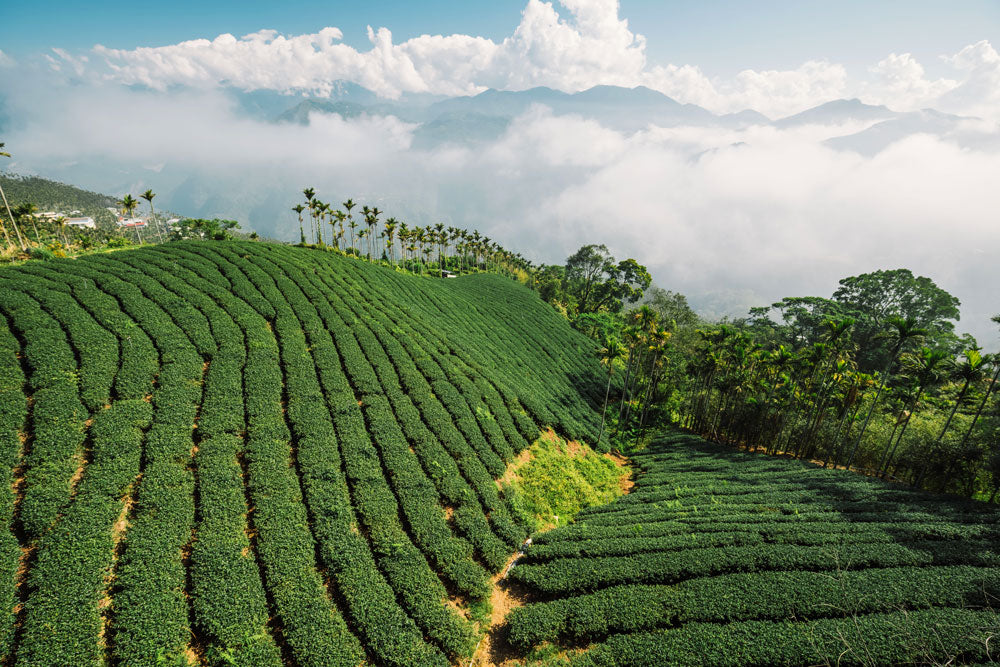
[
  {"xmin": 467, "ymin": 444, "xmax": 635, "ymax": 666},
  {"xmin": 469, "ymin": 544, "xmax": 532, "ymax": 667}
]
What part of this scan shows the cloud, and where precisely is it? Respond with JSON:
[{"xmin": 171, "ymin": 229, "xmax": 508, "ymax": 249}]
[
  {"xmin": 9, "ymin": 61, "xmax": 998, "ymax": 344},
  {"xmin": 937, "ymin": 40, "xmax": 1000, "ymax": 119},
  {"xmin": 863, "ymin": 52, "xmax": 957, "ymax": 110},
  {"xmin": 54, "ymin": 1, "xmax": 992, "ymax": 121}
]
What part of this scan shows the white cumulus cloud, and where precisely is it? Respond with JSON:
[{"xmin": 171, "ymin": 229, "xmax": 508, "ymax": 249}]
[{"xmin": 74, "ymin": 1, "xmax": 1000, "ymax": 120}]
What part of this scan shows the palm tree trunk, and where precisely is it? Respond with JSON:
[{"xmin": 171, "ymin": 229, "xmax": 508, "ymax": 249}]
[
  {"xmin": 933, "ymin": 381, "xmax": 971, "ymax": 453},
  {"xmin": 881, "ymin": 390, "xmax": 921, "ymax": 477},
  {"xmin": 0, "ymin": 181, "xmax": 17, "ymax": 249},
  {"xmin": 597, "ymin": 372, "xmax": 613, "ymax": 447},
  {"xmin": 845, "ymin": 352, "xmax": 897, "ymax": 469},
  {"xmin": 877, "ymin": 414, "xmax": 904, "ymax": 476},
  {"xmin": 150, "ymin": 202, "xmax": 164, "ymax": 242},
  {"xmin": 917, "ymin": 363, "xmax": 1000, "ymax": 487}
]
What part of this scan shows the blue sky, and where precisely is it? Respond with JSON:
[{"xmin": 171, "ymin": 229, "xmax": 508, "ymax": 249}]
[{"xmin": 2, "ymin": 0, "xmax": 997, "ymax": 78}]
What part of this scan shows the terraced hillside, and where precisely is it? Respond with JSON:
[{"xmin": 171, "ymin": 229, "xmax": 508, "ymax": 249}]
[
  {"xmin": 0, "ymin": 241, "xmax": 608, "ymax": 667},
  {"xmin": 508, "ymin": 431, "xmax": 1000, "ymax": 666}
]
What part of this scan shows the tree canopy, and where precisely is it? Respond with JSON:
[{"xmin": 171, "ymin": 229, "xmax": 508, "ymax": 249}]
[
  {"xmin": 563, "ymin": 244, "xmax": 651, "ymax": 316},
  {"xmin": 833, "ymin": 269, "xmax": 963, "ymax": 371}
]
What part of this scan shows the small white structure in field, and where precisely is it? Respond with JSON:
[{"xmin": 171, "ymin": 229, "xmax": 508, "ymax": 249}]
[{"xmin": 65, "ymin": 217, "xmax": 96, "ymax": 229}]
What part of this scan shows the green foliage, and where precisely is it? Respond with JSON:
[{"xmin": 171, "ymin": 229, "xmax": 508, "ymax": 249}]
[
  {"xmin": 169, "ymin": 218, "xmax": 241, "ymax": 241},
  {"xmin": 510, "ymin": 431, "xmax": 1000, "ymax": 665},
  {"xmin": 0, "ymin": 239, "xmax": 609, "ymax": 666},
  {"xmin": 561, "ymin": 244, "xmax": 651, "ymax": 316},
  {"xmin": 502, "ymin": 433, "xmax": 626, "ymax": 530}
]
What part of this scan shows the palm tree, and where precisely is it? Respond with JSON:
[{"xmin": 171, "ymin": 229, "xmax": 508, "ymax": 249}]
[
  {"xmin": 329, "ymin": 207, "xmax": 342, "ymax": 250},
  {"xmin": 844, "ymin": 316, "xmax": 926, "ymax": 469},
  {"xmin": 343, "ymin": 199, "xmax": 357, "ymax": 254},
  {"xmin": 302, "ymin": 188, "xmax": 316, "ymax": 243},
  {"xmin": 928, "ymin": 348, "xmax": 986, "ymax": 488},
  {"xmin": 384, "ymin": 217, "xmax": 398, "ymax": 265},
  {"xmin": 54, "ymin": 215, "xmax": 69, "ymax": 246},
  {"xmin": 0, "ymin": 143, "xmax": 27, "ymax": 250},
  {"xmin": 877, "ymin": 346, "xmax": 951, "ymax": 478},
  {"xmin": 369, "ymin": 207, "xmax": 382, "ymax": 260},
  {"xmin": 141, "ymin": 189, "xmax": 164, "ymax": 242},
  {"xmin": 933, "ymin": 316, "xmax": 1000, "ymax": 486},
  {"xmin": 596, "ymin": 336, "xmax": 625, "ymax": 448},
  {"xmin": 19, "ymin": 202, "xmax": 41, "ymax": 245},
  {"xmin": 292, "ymin": 204, "xmax": 306, "ymax": 244},
  {"xmin": 120, "ymin": 194, "xmax": 141, "ymax": 243},
  {"xmin": 431, "ymin": 223, "xmax": 446, "ymax": 270}
]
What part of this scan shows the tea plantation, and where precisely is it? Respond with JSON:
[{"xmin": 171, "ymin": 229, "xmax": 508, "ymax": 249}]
[
  {"xmin": 2, "ymin": 241, "xmax": 997, "ymax": 667},
  {"xmin": 508, "ymin": 431, "xmax": 1000, "ymax": 666},
  {"xmin": 0, "ymin": 241, "xmax": 607, "ymax": 666}
]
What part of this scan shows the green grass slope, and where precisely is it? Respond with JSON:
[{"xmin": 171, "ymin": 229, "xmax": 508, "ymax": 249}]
[
  {"xmin": 508, "ymin": 431, "xmax": 1000, "ymax": 666},
  {"xmin": 0, "ymin": 241, "xmax": 608, "ymax": 667}
]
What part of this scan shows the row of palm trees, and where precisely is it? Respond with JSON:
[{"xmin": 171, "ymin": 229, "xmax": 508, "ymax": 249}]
[
  {"xmin": 596, "ymin": 306, "xmax": 674, "ymax": 450},
  {"xmin": 117, "ymin": 190, "xmax": 166, "ymax": 244},
  {"xmin": 292, "ymin": 188, "xmax": 532, "ymax": 278},
  {"xmin": 681, "ymin": 314, "xmax": 1000, "ymax": 497}
]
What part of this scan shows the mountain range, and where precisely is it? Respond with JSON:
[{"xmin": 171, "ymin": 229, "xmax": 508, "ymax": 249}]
[{"xmin": 260, "ymin": 83, "xmax": 983, "ymax": 153}]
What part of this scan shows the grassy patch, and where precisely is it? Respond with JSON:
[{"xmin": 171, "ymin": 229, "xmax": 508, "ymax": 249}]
[{"xmin": 503, "ymin": 429, "xmax": 630, "ymax": 531}]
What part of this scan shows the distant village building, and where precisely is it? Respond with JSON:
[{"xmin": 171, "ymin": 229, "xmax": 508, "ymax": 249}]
[
  {"xmin": 65, "ymin": 216, "xmax": 96, "ymax": 229},
  {"xmin": 117, "ymin": 217, "xmax": 147, "ymax": 228}
]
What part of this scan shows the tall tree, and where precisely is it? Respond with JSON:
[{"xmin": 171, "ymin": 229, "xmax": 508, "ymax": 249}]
[
  {"xmin": 834, "ymin": 269, "xmax": 961, "ymax": 372},
  {"xmin": 0, "ymin": 142, "xmax": 27, "ymax": 250},
  {"xmin": 343, "ymin": 198, "xmax": 357, "ymax": 254},
  {"xmin": 54, "ymin": 215, "xmax": 69, "ymax": 246},
  {"xmin": 302, "ymin": 187, "xmax": 316, "ymax": 243},
  {"xmin": 596, "ymin": 336, "xmax": 625, "ymax": 448},
  {"xmin": 19, "ymin": 202, "xmax": 41, "ymax": 244},
  {"xmin": 292, "ymin": 204, "xmax": 306, "ymax": 244},
  {"xmin": 141, "ymin": 189, "xmax": 164, "ymax": 242},
  {"xmin": 941, "ymin": 316, "xmax": 1000, "ymax": 484},
  {"xmin": 565, "ymin": 244, "xmax": 651, "ymax": 316},
  {"xmin": 120, "ymin": 194, "xmax": 141, "ymax": 243},
  {"xmin": 877, "ymin": 346, "xmax": 951, "ymax": 478},
  {"xmin": 843, "ymin": 316, "xmax": 926, "ymax": 469}
]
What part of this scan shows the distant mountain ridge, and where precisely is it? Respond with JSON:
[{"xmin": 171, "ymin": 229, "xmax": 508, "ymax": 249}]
[
  {"xmin": 263, "ymin": 83, "xmax": 984, "ymax": 154},
  {"xmin": 261, "ymin": 82, "xmax": 989, "ymax": 156},
  {"xmin": 270, "ymin": 83, "xmax": 767, "ymax": 146}
]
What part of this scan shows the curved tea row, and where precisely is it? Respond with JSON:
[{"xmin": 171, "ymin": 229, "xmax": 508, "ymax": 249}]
[{"xmin": 0, "ymin": 241, "xmax": 606, "ymax": 667}]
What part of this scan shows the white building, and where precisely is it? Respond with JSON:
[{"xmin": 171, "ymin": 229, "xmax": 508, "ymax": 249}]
[
  {"xmin": 117, "ymin": 217, "xmax": 147, "ymax": 228},
  {"xmin": 65, "ymin": 216, "xmax": 96, "ymax": 229}
]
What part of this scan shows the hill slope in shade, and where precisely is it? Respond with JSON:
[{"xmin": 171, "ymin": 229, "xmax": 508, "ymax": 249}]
[
  {"xmin": 507, "ymin": 431, "xmax": 1000, "ymax": 666},
  {"xmin": 0, "ymin": 241, "xmax": 607, "ymax": 666}
]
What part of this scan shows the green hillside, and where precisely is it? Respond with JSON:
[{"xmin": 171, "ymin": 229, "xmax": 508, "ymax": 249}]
[
  {"xmin": 508, "ymin": 431, "xmax": 1000, "ymax": 666},
  {"xmin": 0, "ymin": 172, "xmax": 119, "ymax": 228},
  {"xmin": 0, "ymin": 240, "xmax": 608, "ymax": 666}
]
